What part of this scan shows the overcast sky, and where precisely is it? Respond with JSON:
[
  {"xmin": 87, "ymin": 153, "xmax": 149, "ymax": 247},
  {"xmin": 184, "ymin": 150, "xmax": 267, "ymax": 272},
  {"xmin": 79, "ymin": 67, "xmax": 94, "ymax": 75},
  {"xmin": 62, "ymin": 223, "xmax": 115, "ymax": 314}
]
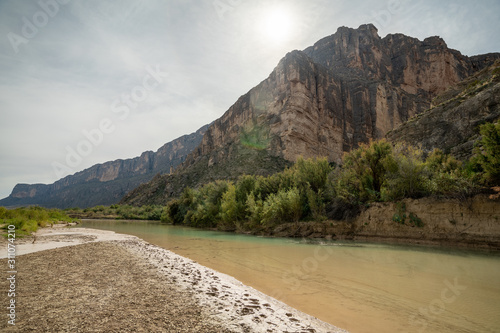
[{"xmin": 0, "ymin": 0, "xmax": 499, "ymax": 199}]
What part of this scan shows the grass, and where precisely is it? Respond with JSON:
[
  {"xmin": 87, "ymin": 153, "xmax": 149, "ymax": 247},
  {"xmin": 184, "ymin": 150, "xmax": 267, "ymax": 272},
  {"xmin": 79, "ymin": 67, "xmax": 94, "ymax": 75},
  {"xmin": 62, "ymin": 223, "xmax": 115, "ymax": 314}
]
[{"xmin": 0, "ymin": 206, "xmax": 79, "ymax": 237}]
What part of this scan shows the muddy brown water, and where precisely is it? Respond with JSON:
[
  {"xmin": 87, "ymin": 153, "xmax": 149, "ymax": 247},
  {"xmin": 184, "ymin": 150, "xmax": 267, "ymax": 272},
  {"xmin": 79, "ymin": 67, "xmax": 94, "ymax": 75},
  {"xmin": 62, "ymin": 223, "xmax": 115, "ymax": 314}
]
[{"xmin": 80, "ymin": 220, "xmax": 500, "ymax": 333}]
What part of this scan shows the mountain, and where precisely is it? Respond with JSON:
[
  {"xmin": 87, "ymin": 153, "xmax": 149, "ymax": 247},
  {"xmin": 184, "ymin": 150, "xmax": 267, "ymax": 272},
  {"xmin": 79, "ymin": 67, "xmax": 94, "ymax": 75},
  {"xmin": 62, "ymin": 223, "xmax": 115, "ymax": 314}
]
[
  {"xmin": 387, "ymin": 60, "xmax": 500, "ymax": 159},
  {"xmin": 120, "ymin": 24, "xmax": 500, "ymax": 206},
  {"xmin": 0, "ymin": 125, "xmax": 209, "ymax": 209}
]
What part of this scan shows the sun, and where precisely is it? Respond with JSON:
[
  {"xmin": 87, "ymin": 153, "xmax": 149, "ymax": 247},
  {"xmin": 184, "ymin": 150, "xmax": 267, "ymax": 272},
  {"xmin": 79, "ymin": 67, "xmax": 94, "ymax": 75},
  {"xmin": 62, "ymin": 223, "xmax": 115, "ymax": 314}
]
[{"xmin": 257, "ymin": 6, "xmax": 294, "ymax": 43}]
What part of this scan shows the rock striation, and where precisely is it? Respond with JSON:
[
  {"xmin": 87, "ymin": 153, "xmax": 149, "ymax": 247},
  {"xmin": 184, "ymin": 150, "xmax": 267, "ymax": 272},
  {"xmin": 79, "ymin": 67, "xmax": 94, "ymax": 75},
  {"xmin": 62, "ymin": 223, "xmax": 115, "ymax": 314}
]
[
  {"xmin": 0, "ymin": 125, "xmax": 209, "ymax": 208},
  {"xmin": 387, "ymin": 60, "xmax": 500, "ymax": 159}
]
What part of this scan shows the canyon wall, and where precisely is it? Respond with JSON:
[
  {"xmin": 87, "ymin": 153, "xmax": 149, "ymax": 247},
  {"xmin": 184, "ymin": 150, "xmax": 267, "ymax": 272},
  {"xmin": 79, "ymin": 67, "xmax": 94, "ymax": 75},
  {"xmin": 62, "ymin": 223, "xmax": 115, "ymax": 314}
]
[
  {"xmin": 0, "ymin": 125, "xmax": 209, "ymax": 208},
  {"xmin": 122, "ymin": 24, "xmax": 500, "ymax": 206}
]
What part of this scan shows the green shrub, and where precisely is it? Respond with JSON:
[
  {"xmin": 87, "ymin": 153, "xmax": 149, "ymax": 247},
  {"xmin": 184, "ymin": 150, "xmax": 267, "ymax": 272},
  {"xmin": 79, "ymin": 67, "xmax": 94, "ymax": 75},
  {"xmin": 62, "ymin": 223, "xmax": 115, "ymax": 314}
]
[
  {"xmin": 392, "ymin": 202, "xmax": 407, "ymax": 224},
  {"xmin": 146, "ymin": 206, "xmax": 163, "ymax": 220},
  {"xmin": 409, "ymin": 212, "xmax": 423, "ymax": 227},
  {"xmin": 235, "ymin": 175, "xmax": 257, "ymax": 203},
  {"xmin": 426, "ymin": 149, "xmax": 460, "ymax": 173},
  {"xmin": 1, "ymin": 206, "xmax": 78, "ymax": 237},
  {"xmin": 262, "ymin": 187, "xmax": 302, "ymax": 227},
  {"xmin": 188, "ymin": 181, "xmax": 229, "ymax": 228},
  {"xmin": 161, "ymin": 200, "xmax": 181, "ymax": 224},
  {"xmin": 254, "ymin": 174, "xmax": 281, "ymax": 200},
  {"xmin": 136, "ymin": 139, "xmax": 488, "ymax": 231},
  {"xmin": 245, "ymin": 192, "xmax": 264, "ymax": 227},
  {"xmin": 472, "ymin": 122, "xmax": 500, "ymax": 185},
  {"xmin": 306, "ymin": 186, "xmax": 326, "ymax": 221},
  {"xmin": 336, "ymin": 140, "xmax": 394, "ymax": 202},
  {"xmin": 0, "ymin": 206, "xmax": 7, "ymax": 219},
  {"xmin": 93, "ymin": 205, "xmax": 106, "ymax": 213},
  {"xmin": 391, "ymin": 203, "xmax": 423, "ymax": 227},
  {"xmin": 425, "ymin": 149, "xmax": 477, "ymax": 196},
  {"xmin": 220, "ymin": 183, "xmax": 238, "ymax": 230},
  {"xmin": 293, "ymin": 157, "xmax": 333, "ymax": 192},
  {"xmin": 383, "ymin": 144, "xmax": 430, "ymax": 200}
]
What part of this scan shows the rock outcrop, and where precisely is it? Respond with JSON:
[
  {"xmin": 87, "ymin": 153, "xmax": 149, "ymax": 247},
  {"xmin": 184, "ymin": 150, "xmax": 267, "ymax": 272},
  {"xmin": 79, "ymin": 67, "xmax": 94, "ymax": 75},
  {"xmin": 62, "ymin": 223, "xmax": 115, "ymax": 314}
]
[
  {"xmin": 121, "ymin": 24, "xmax": 499, "ymax": 206},
  {"xmin": 185, "ymin": 24, "xmax": 499, "ymax": 167},
  {"xmin": 387, "ymin": 60, "xmax": 500, "ymax": 159},
  {"xmin": 0, "ymin": 125, "xmax": 209, "ymax": 208}
]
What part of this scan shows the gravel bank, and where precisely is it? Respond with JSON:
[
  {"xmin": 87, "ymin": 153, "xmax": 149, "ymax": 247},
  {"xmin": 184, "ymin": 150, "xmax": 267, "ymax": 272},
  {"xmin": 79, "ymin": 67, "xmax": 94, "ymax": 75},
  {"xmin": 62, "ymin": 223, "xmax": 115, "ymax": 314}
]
[{"xmin": 0, "ymin": 227, "xmax": 347, "ymax": 332}]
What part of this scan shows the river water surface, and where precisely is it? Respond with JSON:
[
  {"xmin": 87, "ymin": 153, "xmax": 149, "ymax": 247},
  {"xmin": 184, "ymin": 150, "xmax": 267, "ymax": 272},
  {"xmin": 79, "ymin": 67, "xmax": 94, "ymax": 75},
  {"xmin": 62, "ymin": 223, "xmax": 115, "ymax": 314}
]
[{"xmin": 80, "ymin": 220, "xmax": 500, "ymax": 333}]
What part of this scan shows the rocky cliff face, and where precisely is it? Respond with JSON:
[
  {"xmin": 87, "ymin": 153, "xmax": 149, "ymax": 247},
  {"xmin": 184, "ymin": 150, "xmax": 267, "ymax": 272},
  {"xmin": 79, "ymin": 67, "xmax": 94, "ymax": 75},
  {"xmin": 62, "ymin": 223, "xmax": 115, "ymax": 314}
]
[
  {"xmin": 121, "ymin": 24, "xmax": 499, "ymax": 206},
  {"xmin": 0, "ymin": 125, "xmax": 209, "ymax": 208},
  {"xmin": 304, "ymin": 25, "xmax": 496, "ymax": 93},
  {"xmin": 387, "ymin": 60, "xmax": 500, "ymax": 159},
  {"xmin": 7, "ymin": 24, "xmax": 498, "ymax": 209},
  {"xmin": 185, "ymin": 24, "xmax": 499, "ymax": 168}
]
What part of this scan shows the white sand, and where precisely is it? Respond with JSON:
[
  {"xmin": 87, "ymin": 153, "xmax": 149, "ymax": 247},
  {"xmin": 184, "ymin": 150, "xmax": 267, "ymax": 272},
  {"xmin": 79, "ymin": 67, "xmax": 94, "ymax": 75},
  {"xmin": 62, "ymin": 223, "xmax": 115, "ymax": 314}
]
[
  {"xmin": 0, "ymin": 226, "xmax": 137, "ymax": 258},
  {"xmin": 1, "ymin": 226, "xmax": 348, "ymax": 333}
]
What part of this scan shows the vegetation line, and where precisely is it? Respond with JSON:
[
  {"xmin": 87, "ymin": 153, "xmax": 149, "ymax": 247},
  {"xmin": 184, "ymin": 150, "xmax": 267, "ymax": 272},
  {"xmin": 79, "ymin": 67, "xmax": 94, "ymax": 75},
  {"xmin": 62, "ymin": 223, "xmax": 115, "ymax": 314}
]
[
  {"xmin": 2, "ymin": 122, "xmax": 499, "ymax": 236},
  {"xmin": 0, "ymin": 206, "xmax": 79, "ymax": 237}
]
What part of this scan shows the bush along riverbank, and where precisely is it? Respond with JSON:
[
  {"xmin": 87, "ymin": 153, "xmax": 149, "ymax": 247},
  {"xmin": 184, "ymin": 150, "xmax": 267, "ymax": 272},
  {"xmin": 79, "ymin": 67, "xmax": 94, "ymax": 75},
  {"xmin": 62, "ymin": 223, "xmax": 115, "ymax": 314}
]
[
  {"xmin": 65, "ymin": 204, "xmax": 164, "ymax": 221},
  {"xmin": 44, "ymin": 123, "xmax": 500, "ymax": 249},
  {"xmin": 161, "ymin": 123, "xmax": 498, "ymax": 221},
  {"xmin": 0, "ymin": 206, "xmax": 79, "ymax": 237}
]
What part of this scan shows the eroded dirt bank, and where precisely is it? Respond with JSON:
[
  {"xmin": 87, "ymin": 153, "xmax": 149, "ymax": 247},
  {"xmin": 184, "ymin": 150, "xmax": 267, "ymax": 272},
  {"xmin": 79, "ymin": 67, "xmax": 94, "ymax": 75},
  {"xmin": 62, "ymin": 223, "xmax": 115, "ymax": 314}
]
[{"xmin": 268, "ymin": 194, "xmax": 500, "ymax": 250}]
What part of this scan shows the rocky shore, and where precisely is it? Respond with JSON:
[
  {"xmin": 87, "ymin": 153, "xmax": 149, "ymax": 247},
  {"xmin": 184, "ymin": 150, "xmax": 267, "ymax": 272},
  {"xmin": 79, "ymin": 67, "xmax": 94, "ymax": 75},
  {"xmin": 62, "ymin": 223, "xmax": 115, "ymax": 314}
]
[{"xmin": 0, "ymin": 226, "xmax": 347, "ymax": 332}]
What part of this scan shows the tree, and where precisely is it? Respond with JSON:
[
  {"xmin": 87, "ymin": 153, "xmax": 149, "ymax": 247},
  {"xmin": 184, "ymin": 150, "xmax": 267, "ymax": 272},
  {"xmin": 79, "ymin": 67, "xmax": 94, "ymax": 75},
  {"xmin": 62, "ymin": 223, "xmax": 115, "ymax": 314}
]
[
  {"xmin": 426, "ymin": 149, "xmax": 461, "ymax": 173},
  {"xmin": 473, "ymin": 122, "xmax": 500, "ymax": 185},
  {"xmin": 336, "ymin": 139, "xmax": 394, "ymax": 202},
  {"xmin": 425, "ymin": 149, "xmax": 475, "ymax": 197},
  {"xmin": 220, "ymin": 183, "xmax": 238, "ymax": 230},
  {"xmin": 292, "ymin": 157, "xmax": 333, "ymax": 192},
  {"xmin": 261, "ymin": 187, "xmax": 302, "ymax": 226},
  {"xmin": 383, "ymin": 144, "xmax": 431, "ymax": 200},
  {"xmin": 189, "ymin": 181, "xmax": 229, "ymax": 228},
  {"xmin": 245, "ymin": 192, "xmax": 263, "ymax": 227},
  {"xmin": 306, "ymin": 185, "xmax": 326, "ymax": 221},
  {"xmin": 235, "ymin": 175, "xmax": 257, "ymax": 203}
]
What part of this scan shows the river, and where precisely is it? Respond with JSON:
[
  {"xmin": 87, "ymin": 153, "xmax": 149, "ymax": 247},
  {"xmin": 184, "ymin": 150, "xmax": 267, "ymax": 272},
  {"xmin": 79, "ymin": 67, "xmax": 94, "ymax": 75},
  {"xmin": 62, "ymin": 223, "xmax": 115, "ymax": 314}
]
[{"xmin": 80, "ymin": 219, "xmax": 500, "ymax": 333}]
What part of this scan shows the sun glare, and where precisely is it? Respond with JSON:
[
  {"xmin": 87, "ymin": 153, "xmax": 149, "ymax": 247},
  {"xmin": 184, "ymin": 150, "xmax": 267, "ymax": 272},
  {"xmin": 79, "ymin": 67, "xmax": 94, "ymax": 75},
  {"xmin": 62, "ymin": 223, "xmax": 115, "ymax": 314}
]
[{"xmin": 258, "ymin": 6, "xmax": 294, "ymax": 43}]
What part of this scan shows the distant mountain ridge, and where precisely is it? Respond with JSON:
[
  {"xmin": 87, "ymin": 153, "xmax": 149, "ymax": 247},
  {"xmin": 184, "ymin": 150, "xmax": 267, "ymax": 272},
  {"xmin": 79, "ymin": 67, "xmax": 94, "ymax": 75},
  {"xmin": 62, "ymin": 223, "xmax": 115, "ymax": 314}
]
[
  {"xmin": 120, "ymin": 24, "xmax": 500, "ymax": 206},
  {"xmin": 0, "ymin": 124, "xmax": 209, "ymax": 208}
]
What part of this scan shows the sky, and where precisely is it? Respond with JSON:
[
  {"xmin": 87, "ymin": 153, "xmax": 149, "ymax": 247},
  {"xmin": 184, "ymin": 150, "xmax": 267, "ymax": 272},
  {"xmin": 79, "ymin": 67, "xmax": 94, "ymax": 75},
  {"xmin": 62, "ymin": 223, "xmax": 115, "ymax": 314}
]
[{"xmin": 0, "ymin": 0, "xmax": 499, "ymax": 199}]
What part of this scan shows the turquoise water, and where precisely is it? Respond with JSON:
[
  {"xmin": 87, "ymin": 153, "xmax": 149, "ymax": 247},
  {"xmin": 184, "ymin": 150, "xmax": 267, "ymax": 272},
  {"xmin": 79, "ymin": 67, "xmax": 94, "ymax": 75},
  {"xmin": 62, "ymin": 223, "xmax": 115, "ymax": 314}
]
[{"xmin": 80, "ymin": 220, "xmax": 500, "ymax": 333}]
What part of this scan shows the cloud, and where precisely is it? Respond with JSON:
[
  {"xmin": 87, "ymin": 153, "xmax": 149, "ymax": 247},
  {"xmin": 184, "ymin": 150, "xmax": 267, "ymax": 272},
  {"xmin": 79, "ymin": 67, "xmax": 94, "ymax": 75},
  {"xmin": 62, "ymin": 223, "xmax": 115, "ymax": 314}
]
[{"xmin": 0, "ymin": 0, "xmax": 499, "ymax": 199}]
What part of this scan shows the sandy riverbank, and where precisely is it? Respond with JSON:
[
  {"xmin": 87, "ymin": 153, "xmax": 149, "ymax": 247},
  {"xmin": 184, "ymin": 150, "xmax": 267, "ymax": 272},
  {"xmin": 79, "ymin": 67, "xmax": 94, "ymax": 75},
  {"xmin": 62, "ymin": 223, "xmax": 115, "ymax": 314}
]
[{"xmin": 0, "ymin": 226, "xmax": 347, "ymax": 332}]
